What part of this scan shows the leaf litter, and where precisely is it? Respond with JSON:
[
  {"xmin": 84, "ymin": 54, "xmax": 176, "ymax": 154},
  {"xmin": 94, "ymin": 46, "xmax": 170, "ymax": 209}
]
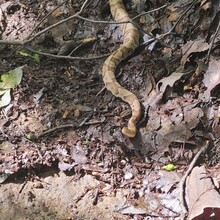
[{"xmin": 0, "ymin": 0, "xmax": 220, "ymax": 219}]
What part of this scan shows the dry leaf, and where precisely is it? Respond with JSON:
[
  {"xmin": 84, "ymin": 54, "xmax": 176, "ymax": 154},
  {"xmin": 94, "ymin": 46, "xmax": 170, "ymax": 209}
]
[
  {"xmin": 200, "ymin": 59, "xmax": 220, "ymax": 101},
  {"xmin": 74, "ymin": 108, "xmax": 80, "ymax": 117},
  {"xmin": 168, "ymin": 11, "xmax": 180, "ymax": 22},
  {"xmin": 200, "ymin": 0, "xmax": 212, "ymax": 11},
  {"xmin": 63, "ymin": 110, "xmax": 69, "ymax": 119},
  {"xmin": 156, "ymin": 66, "xmax": 191, "ymax": 94},
  {"xmin": 186, "ymin": 166, "xmax": 220, "ymax": 220},
  {"xmin": 181, "ymin": 40, "xmax": 209, "ymax": 65}
]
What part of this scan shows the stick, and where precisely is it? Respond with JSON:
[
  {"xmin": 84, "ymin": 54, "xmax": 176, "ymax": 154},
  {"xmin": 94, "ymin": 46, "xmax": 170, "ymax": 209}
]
[{"xmin": 179, "ymin": 140, "xmax": 209, "ymax": 219}]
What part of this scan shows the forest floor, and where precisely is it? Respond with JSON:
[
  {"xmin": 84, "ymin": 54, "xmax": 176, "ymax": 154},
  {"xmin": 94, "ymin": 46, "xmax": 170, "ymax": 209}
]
[{"xmin": 0, "ymin": 0, "xmax": 220, "ymax": 219}]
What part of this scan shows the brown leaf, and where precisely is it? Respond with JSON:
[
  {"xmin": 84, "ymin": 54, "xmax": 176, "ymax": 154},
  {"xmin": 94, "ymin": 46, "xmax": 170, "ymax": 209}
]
[
  {"xmin": 58, "ymin": 161, "xmax": 77, "ymax": 171},
  {"xmin": 200, "ymin": 59, "xmax": 220, "ymax": 101},
  {"xmin": 181, "ymin": 40, "xmax": 209, "ymax": 65},
  {"xmin": 156, "ymin": 66, "xmax": 191, "ymax": 94},
  {"xmin": 186, "ymin": 166, "xmax": 220, "ymax": 220},
  {"xmin": 200, "ymin": 0, "xmax": 212, "ymax": 11},
  {"xmin": 184, "ymin": 107, "xmax": 204, "ymax": 130},
  {"xmin": 71, "ymin": 144, "xmax": 89, "ymax": 164}
]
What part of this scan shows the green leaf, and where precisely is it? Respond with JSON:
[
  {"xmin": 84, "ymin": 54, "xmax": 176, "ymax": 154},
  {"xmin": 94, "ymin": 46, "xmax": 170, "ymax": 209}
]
[
  {"xmin": 0, "ymin": 89, "xmax": 6, "ymax": 95},
  {"xmin": 0, "ymin": 170, "xmax": 14, "ymax": 184},
  {"xmin": 162, "ymin": 163, "xmax": 177, "ymax": 171},
  {"xmin": 18, "ymin": 51, "xmax": 40, "ymax": 63},
  {"xmin": 0, "ymin": 89, "xmax": 11, "ymax": 107},
  {"xmin": 32, "ymin": 54, "xmax": 40, "ymax": 63},
  {"xmin": 143, "ymin": 14, "xmax": 155, "ymax": 24},
  {"xmin": 0, "ymin": 173, "xmax": 10, "ymax": 184},
  {"xmin": 83, "ymin": 139, "xmax": 90, "ymax": 144},
  {"xmin": 25, "ymin": 134, "xmax": 32, "ymax": 140},
  {"xmin": 0, "ymin": 66, "xmax": 23, "ymax": 89},
  {"xmin": 18, "ymin": 51, "xmax": 30, "ymax": 57}
]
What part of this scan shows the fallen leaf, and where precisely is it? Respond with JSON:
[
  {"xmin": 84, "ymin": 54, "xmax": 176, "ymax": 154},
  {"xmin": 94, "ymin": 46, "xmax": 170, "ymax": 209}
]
[
  {"xmin": 0, "ymin": 170, "xmax": 14, "ymax": 184},
  {"xmin": 33, "ymin": 88, "xmax": 45, "ymax": 103},
  {"xmin": 186, "ymin": 166, "xmax": 220, "ymax": 220},
  {"xmin": 58, "ymin": 161, "xmax": 77, "ymax": 171},
  {"xmin": 0, "ymin": 141, "xmax": 15, "ymax": 154},
  {"xmin": 168, "ymin": 8, "xmax": 181, "ymax": 22},
  {"xmin": 156, "ymin": 66, "xmax": 191, "ymax": 94},
  {"xmin": 0, "ymin": 66, "xmax": 23, "ymax": 89},
  {"xmin": 18, "ymin": 51, "xmax": 40, "ymax": 63},
  {"xmin": 74, "ymin": 108, "xmax": 80, "ymax": 117},
  {"xmin": 0, "ymin": 89, "xmax": 11, "ymax": 108},
  {"xmin": 200, "ymin": 59, "xmax": 220, "ymax": 101},
  {"xmin": 157, "ymin": 170, "xmax": 180, "ymax": 193},
  {"xmin": 71, "ymin": 144, "xmax": 89, "ymax": 164},
  {"xmin": 63, "ymin": 110, "xmax": 69, "ymax": 119},
  {"xmin": 181, "ymin": 40, "xmax": 209, "ymax": 65},
  {"xmin": 0, "ymin": 66, "xmax": 24, "ymax": 107},
  {"xmin": 184, "ymin": 107, "xmax": 204, "ymax": 129},
  {"xmin": 116, "ymin": 200, "xmax": 147, "ymax": 215},
  {"xmin": 200, "ymin": 0, "xmax": 212, "ymax": 11},
  {"xmin": 162, "ymin": 163, "xmax": 177, "ymax": 171}
]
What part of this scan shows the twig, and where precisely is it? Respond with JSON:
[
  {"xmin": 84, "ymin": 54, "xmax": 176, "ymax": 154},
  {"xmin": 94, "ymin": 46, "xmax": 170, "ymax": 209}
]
[
  {"xmin": 179, "ymin": 140, "xmax": 209, "ymax": 220},
  {"xmin": 80, "ymin": 0, "xmax": 91, "ymax": 12},
  {"xmin": 0, "ymin": 2, "xmax": 168, "ymax": 60},
  {"xmin": 0, "ymin": 0, "xmax": 91, "ymax": 46},
  {"xmin": 76, "ymin": 14, "xmax": 130, "ymax": 25},
  {"xmin": 132, "ymin": 3, "xmax": 168, "ymax": 20},
  {"xmin": 74, "ymin": 1, "xmax": 196, "ymax": 47},
  {"xmin": 0, "ymin": 3, "xmax": 168, "ymax": 45},
  {"xmin": 71, "ymin": 65, "xmax": 87, "ymax": 76},
  {"xmin": 75, "ymin": 4, "xmax": 168, "ymax": 47},
  {"xmin": 27, "ymin": 0, "xmax": 68, "ymax": 39},
  {"xmin": 74, "ymin": 188, "xmax": 90, "ymax": 203},
  {"xmin": 35, "ymin": 123, "xmax": 77, "ymax": 139},
  {"xmin": 19, "ymin": 180, "xmax": 28, "ymax": 193},
  {"xmin": 92, "ymin": 189, "xmax": 99, "ymax": 205},
  {"xmin": 32, "ymin": 115, "xmax": 104, "ymax": 140},
  {"xmin": 79, "ymin": 114, "xmax": 93, "ymax": 127},
  {"xmin": 0, "ymin": 0, "xmax": 197, "ymax": 72},
  {"xmin": 158, "ymin": 0, "xmax": 199, "ymax": 39},
  {"xmin": 0, "ymin": 40, "xmax": 110, "ymax": 60},
  {"xmin": 76, "ymin": 4, "xmax": 168, "ymax": 25},
  {"xmin": 24, "ymin": 46, "xmax": 110, "ymax": 60},
  {"xmin": 68, "ymin": 43, "xmax": 84, "ymax": 56},
  {"xmin": 95, "ymin": 86, "xmax": 106, "ymax": 97},
  {"xmin": 25, "ymin": 0, "xmax": 91, "ymax": 43},
  {"xmin": 0, "ymin": 39, "xmax": 24, "ymax": 46}
]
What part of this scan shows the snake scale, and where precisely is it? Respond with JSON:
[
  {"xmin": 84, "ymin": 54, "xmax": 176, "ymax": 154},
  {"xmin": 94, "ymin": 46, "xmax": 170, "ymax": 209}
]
[{"xmin": 102, "ymin": 0, "xmax": 141, "ymax": 138}]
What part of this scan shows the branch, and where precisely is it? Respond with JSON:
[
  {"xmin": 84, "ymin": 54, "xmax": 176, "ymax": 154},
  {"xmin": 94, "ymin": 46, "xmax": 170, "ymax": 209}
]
[
  {"xmin": 0, "ymin": 1, "xmax": 185, "ymax": 62},
  {"xmin": 179, "ymin": 140, "xmax": 209, "ymax": 219},
  {"xmin": 158, "ymin": 0, "xmax": 199, "ymax": 39},
  {"xmin": 75, "ymin": 3, "xmax": 168, "ymax": 25},
  {"xmin": 26, "ymin": 0, "xmax": 91, "ymax": 43},
  {"xmin": 0, "ymin": 40, "xmax": 24, "ymax": 46},
  {"xmin": 24, "ymin": 46, "xmax": 110, "ymax": 60}
]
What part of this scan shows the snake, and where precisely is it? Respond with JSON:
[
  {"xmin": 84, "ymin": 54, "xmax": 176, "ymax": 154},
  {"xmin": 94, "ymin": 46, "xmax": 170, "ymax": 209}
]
[{"xmin": 102, "ymin": 0, "xmax": 141, "ymax": 138}]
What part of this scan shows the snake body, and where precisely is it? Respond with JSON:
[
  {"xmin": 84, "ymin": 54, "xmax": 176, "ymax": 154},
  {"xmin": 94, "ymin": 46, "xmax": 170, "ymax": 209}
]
[{"xmin": 102, "ymin": 0, "xmax": 141, "ymax": 137}]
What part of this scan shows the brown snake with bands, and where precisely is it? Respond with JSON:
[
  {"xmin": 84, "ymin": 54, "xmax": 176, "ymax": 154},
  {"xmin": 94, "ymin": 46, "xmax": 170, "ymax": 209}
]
[{"xmin": 102, "ymin": 0, "xmax": 141, "ymax": 138}]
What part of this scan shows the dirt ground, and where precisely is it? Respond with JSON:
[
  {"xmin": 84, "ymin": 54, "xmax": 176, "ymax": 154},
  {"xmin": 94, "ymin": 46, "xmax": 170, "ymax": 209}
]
[{"xmin": 0, "ymin": 0, "xmax": 220, "ymax": 219}]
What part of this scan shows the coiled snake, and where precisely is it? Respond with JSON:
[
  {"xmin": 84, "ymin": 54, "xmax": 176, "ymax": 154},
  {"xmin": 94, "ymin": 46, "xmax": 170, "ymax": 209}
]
[{"xmin": 102, "ymin": 0, "xmax": 141, "ymax": 137}]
